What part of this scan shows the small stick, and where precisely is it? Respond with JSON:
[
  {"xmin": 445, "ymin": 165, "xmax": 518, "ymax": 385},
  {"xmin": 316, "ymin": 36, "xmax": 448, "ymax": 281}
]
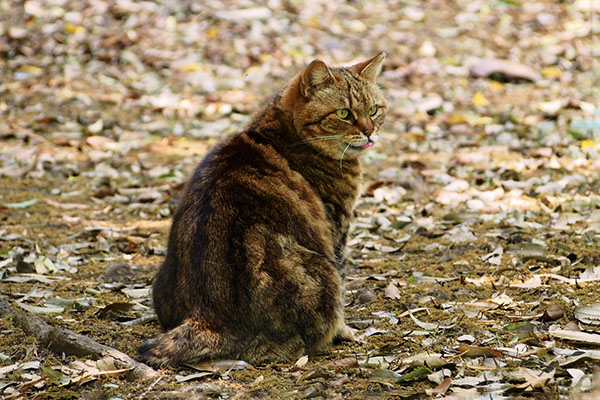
[{"xmin": 0, "ymin": 297, "xmax": 159, "ymax": 380}]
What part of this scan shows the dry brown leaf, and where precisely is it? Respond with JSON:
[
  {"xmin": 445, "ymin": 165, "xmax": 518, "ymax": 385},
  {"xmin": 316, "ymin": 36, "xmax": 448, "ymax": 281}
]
[
  {"xmin": 517, "ymin": 368, "xmax": 555, "ymax": 391},
  {"xmin": 384, "ymin": 282, "xmax": 401, "ymax": 299},
  {"xmin": 429, "ymin": 377, "xmax": 452, "ymax": 395},
  {"xmin": 454, "ymin": 345, "xmax": 503, "ymax": 359},
  {"xmin": 322, "ymin": 357, "xmax": 359, "ymax": 369}
]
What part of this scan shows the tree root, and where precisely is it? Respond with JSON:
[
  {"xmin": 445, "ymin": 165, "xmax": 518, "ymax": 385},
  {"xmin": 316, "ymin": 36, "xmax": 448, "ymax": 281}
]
[{"xmin": 0, "ymin": 297, "xmax": 159, "ymax": 380}]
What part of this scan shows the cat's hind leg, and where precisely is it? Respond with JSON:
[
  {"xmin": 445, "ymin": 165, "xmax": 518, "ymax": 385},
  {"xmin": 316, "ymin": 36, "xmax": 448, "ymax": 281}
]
[{"xmin": 137, "ymin": 319, "xmax": 237, "ymax": 367}]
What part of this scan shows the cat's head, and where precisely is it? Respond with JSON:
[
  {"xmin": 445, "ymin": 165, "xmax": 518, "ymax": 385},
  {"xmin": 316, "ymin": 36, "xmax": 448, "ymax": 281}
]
[{"xmin": 282, "ymin": 52, "xmax": 387, "ymax": 159}]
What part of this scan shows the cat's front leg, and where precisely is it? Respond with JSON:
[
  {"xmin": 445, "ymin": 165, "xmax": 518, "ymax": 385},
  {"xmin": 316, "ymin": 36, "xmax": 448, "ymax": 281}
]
[{"xmin": 335, "ymin": 322, "xmax": 364, "ymax": 343}]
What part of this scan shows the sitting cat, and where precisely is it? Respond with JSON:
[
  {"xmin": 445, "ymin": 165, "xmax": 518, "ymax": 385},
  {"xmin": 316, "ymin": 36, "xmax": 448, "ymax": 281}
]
[{"xmin": 138, "ymin": 52, "xmax": 387, "ymax": 366}]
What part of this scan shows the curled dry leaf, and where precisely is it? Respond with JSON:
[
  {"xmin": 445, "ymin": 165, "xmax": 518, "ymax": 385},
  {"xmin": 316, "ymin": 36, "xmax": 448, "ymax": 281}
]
[
  {"xmin": 574, "ymin": 303, "xmax": 600, "ymax": 326},
  {"xmin": 455, "ymin": 345, "xmax": 503, "ymax": 359},
  {"xmin": 548, "ymin": 329, "xmax": 600, "ymax": 345}
]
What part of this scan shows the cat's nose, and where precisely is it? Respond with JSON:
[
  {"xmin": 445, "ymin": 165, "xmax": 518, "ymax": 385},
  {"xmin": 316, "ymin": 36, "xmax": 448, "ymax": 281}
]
[{"xmin": 357, "ymin": 118, "xmax": 375, "ymax": 137}]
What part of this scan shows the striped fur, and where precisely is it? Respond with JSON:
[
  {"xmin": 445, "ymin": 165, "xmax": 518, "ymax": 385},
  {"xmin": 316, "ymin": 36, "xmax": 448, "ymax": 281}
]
[{"xmin": 138, "ymin": 53, "xmax": 387, "ymax": 366}]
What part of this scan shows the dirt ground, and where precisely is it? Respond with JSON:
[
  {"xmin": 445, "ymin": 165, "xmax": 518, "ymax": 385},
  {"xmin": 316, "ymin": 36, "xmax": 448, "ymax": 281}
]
[{"xmin": 1, "ymin": 0, "xmax": 600, "ymax": 398}]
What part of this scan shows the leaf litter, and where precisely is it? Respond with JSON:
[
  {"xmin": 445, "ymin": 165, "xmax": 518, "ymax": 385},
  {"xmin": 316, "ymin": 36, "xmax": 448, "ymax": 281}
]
[{"xmin": 1, "ymin": 0, "xmax": 600, "ymax": 398}]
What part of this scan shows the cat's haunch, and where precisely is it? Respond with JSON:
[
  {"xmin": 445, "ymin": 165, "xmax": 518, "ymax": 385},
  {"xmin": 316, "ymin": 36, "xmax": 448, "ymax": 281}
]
[{"xmin": 138, "ymin": 53, "xmax": 387, "ymax": 367}]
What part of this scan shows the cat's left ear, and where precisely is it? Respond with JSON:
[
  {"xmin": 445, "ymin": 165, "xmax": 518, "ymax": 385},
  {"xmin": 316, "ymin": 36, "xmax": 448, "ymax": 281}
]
[
  {"xmin": 300, "ymin": 60, "xmax": 338, "ymax": 97},
  {"xmin": 350, "ymin": 51, "xmax": 386, "ymax": 82}
]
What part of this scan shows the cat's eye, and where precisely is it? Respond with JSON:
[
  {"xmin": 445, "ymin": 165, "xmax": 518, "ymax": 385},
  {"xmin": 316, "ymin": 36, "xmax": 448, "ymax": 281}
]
[
  {"xmin": 336, "ymin": 108, "xmax": 351, "ymax": 120},
  {"xmin": 368, "ymin": 105, "xmax": 378, "ymax": 116}
]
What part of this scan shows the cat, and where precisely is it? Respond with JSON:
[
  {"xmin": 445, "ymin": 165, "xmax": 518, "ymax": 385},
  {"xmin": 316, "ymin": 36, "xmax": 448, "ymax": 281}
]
[{"xmin": 138, "ymin": 52, "xmax": 387, "ymax": 367}]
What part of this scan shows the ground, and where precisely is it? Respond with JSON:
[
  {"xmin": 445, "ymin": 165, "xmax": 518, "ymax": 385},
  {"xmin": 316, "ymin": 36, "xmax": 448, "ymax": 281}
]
[{"xmin": 1, "ymin": 0, "xmax": 600, "ymax": 399}]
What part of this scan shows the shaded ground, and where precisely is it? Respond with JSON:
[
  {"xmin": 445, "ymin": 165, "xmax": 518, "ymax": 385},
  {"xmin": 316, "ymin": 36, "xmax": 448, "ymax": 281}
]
[{"xmin": 1, "ymin": 0, "xmax": 600, "ymax": 398}]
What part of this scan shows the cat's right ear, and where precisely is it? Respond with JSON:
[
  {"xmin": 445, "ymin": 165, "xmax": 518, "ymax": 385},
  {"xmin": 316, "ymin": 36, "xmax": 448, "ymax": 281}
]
[{"xmin": 299, "ymin": 60, "xmax": 338, "ymax": 98}]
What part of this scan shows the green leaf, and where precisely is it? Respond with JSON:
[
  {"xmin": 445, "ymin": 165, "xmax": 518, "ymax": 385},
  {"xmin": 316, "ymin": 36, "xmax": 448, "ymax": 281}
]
[
  {"xmin": 504, "ymin": 321, "xmax": 535, "ymax": 332},
  {"xmin": 17, "ymin": 302, "xmax": 64, "ymax": 314},
  {"xmin": 41, "ymin": 365, "xmax": 65, "ymax": 383},
  {"xmin": 4, "ymin": 199, "xmax": 37, "ymax": 209},
  {"xmin": 395, "ymin": 366, "xmax": 432, "ymax": 383},
  {"xmin": 495, "ymin": 0, "xmax": 521, "ymax": 6},
  {"xmin": 568, "ymin": 130, "xmax": 587, "ymax": 140}
]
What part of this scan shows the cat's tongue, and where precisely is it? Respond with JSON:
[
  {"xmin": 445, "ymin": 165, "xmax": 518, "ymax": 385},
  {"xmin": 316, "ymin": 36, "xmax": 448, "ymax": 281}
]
[{"xmin": 360, "ymin": 141, "xmax": 374, "ymax": 149}]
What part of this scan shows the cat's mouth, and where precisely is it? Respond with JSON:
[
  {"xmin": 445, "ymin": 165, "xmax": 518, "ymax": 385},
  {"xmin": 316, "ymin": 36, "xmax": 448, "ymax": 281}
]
[{"xmin": 347, "ymin": 135, "xmax": 376, "ymax": 150}]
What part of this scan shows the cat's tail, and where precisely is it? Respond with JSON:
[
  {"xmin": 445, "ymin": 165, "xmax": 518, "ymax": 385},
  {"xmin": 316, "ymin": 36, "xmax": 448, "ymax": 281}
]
[{"xmin": 137, "ymin": 319, "xmax": 233, "ymax": 367}]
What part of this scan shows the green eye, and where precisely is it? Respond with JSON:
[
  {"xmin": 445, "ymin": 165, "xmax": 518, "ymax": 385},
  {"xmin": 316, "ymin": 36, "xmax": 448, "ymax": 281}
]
[
  {"xmin": 336, "ymin": 108, "xmax": 350, "ymax": 119},
  {"xmin": 368, "ymin": 105, "xmax": 378, "ymax": 116}
]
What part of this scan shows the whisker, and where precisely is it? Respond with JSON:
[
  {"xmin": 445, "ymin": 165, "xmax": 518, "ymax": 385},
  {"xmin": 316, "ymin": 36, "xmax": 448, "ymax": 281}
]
[
  {"xmin": 292, "ymin": 135, "xmax": 344, "ymax": 146},
  {"xmin": 339, "ymin": 143, "xmax": 351, "ymax": 175}
]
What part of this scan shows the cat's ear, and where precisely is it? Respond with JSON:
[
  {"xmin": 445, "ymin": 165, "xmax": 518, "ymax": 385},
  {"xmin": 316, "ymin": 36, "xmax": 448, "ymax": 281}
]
[
  {"xmin": 350, "ymin": 51, "xmax": 386, "ymax": 82},
  {"xmin": 300, "ymin": 60, "xmax": 338, "ymax": 97}
]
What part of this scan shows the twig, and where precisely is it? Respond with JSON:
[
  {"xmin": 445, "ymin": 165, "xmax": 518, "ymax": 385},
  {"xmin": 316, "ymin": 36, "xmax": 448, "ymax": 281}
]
[
  {"xmin": 139, "ymin": 376, "xmax": 162, "ymax": 398},
  {"xmin": 8, "ymin": 124, "xmax": 59, "ymax": 148},
  {"xmin": 121, "ymin": 314, "xmax": 156, "ymax": 326},
  {"xmin": 0, "ymin": 297, "xmax": 159, "ymax": 380}
]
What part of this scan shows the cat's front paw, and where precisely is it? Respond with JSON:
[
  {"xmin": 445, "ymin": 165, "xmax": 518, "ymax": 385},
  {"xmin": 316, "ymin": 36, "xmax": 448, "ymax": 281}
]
[{"xmin": 335, "ymin": 324, "xmax": 364, "ymax": 343}]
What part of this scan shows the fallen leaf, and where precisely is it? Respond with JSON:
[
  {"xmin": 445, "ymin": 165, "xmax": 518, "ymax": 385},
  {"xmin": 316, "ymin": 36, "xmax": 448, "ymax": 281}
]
[
  {"xmin": 323, "ymin": 357, "xmax": 358, "ymax": 369},
  {"xmin": 454, "ymin": 345, "xmax": 503, "ymax": 359},
  {"xmin": 384, "ymin": 282, "xmax": 401, "ymax": 299},
  {"xmin": 574, "ymin": 303, "xmax": 600, "ymax": 326},
  {"xmin": 427, "ymin": 377, "xmax": 452, "ymax": 395},
  {"xmin": 542, "ymin": 304, "xmax": 565, "ymax": 321},
  {"xmin": 95, "ymin": 302, "xmax": 134, "ymax": 319},
  {"xmin": 4, "ymin": 199, "xmax": 37, "ymax": 209},
  {"xmin": 186, "ymin": 359, "xmax": 250, "ymax": 372},
  {"xmin": 517, "ymin": 368, "xmax": 555, "ymax": 391},
  {"xmin": 175, "ymin": 371, "xmax": 213, "ymax": 382},
  {"xmin": 472, "ymin": 92, "xmax": 490, "ymax": 107},
  {"xmin": 470, "ymin": 58, "xmax": 540, "ymax": 82},
  {"xmin": 294, "ymin": 355, "xmax": 309, "ymax": 369},
  {"xmin": 549, "ymin": 329, "xmax": 600, "ymax": 345},
  {"xmin": 16, "ymin": 302, "xmax": 64, "ymax": 314},
  {"xmin": 395, "ymin": 366, "xmax": 432, "ymax": 383}
]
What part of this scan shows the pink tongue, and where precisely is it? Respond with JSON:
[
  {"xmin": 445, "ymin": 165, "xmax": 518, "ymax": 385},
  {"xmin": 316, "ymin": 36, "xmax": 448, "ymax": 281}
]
[{"xmin": 360, "ymin": 141, "xmax": 374, "ymax": 149}]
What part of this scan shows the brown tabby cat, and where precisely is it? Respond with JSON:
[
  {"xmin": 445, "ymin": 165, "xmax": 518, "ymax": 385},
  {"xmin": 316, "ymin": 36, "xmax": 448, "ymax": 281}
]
[{"xmin": 138, "ymin": 52, "xmax": 387, "ymax": 367}]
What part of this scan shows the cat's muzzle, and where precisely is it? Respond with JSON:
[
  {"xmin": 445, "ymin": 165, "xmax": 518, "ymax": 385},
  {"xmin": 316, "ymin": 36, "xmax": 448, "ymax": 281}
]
[{"xmin": 350, "ymin": 133, "xmax": 377, "ymax": 149}]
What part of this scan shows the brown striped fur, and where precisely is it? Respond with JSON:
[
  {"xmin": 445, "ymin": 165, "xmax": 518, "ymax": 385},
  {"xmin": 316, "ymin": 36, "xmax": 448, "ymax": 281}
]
[{"xmin": 138, "ymin": 53, "xmax": 387, "ymax": 366}]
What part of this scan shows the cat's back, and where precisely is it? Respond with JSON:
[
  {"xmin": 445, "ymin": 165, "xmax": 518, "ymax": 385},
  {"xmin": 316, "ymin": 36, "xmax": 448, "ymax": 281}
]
[{"xmin": 174, "ymin": 131, "xmax": 330, "ymax": 252}]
